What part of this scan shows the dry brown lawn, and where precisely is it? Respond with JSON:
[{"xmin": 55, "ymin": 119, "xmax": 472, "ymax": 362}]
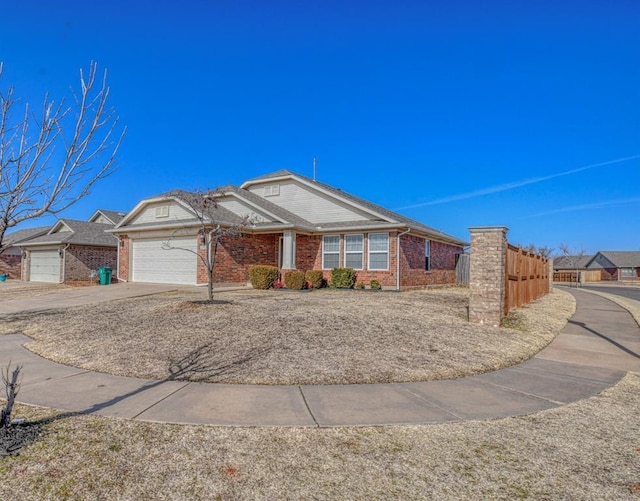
[
  {"xmin": 1, "ymin": 372, "xmax": 638, "ymax": 500},
  {"xmin": 0, "ymin": 287, "xmax": 575, "ymax": 385},
  {"xmin": 0, "ymin": 281, "xmax": 71, "ymax": 301}
]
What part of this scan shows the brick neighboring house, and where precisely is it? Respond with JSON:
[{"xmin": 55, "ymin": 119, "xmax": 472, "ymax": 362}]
[
  {"xmin": 110, "ymin": 170, "xmax": 467, "ymax": 289},
  {"xmin": 586, "ymin": 251, "xmax": 640, "ymax": 281},
  {"xmin": 16, "ymin": 209, "xmax": 125, "ymax": 283},
  {"xmin": 0, "ymin": 227, "xmax": 49, "ymax": 279}
]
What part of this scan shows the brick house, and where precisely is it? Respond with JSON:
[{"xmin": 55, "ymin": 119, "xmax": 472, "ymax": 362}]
[
  {"xmin": 0, "ymin": 227, "xmax": 49, "ymax": 279},
  {"xmin": 586, "ymin": 251, "xmax": 640, "ymax": 281},
  {"xmin": 111, "ymin": 170, "xmax": 466, "ymax": 289},
  {"xmin": 16, "ymin": 210, "xmax": 125, "ymax": 283}
]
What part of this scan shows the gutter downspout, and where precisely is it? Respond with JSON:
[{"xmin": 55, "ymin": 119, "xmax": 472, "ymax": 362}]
[
  {"xmin": 396, "ymin": 228, "xmax": 411, "ymax": 291},
  {"xmin": 60, "ymin": 244, "xmax": 70, "ymax": 284}
]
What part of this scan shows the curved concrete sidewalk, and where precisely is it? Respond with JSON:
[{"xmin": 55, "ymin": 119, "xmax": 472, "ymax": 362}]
[{"xmin": 1, "ymin": 289, "xmax": 639, "ymax": 427}]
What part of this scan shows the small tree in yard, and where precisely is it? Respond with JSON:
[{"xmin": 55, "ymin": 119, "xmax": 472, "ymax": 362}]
[
  {"xmin": 163, "ymin": 189, "xmax": 251, "ymax": 302},
  {"xmin": 0, "ymin": 62, "xmax": 126, "ymax": 254},
  {"xmin": 1, "ymin": 362, "xmax": 22, "ymax": 428},
  {"xmin": 557, "ymin": 243, "xmax": 588, "ymax": 287}
]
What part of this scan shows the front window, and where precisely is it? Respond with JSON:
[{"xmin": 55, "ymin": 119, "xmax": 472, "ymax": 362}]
[
  {"xmin": 322, "ymin": 235, "xmax": 340, "ymax": 269},
  {"xmin": 344, "ymin": 234, "xmax": 363, "ymax": 270},
  {"xmin": 368, "ymin": 233, "xmax": 389, "ymax": 270},
  {"xmin": 425, "ymin": 239, "xmax": 431, "ymax": 271},
  {"xmin": 621, "ymin": 267, "xmax": 636, "ymax": 278}
]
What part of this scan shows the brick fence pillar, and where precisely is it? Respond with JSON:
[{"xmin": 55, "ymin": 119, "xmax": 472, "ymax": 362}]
[
  {"xmin": 548, "ymin": 258, "xmax": 554, "ymax": 293},
  {"xmin": 468, "ymin": 226, "xmax": 508, "ymax": 327}
]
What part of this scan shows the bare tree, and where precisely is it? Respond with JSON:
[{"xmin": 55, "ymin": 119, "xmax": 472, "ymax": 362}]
[
  {"xmin": 1, "ymin": 362, "xmax": 22, "ymax": 428},
  {"xmin": 524, "ymin": 243, "xmax": 554, "ymax": 259},
  {"xmin": 0, "ymin": 62, "xmax": 126, "ymax": 253},
  {"xmin": 163, "ymin": 189, "xmax": 251, "ymax": 302},
  {"xmin": 557, "ymin": 243, "xmax": 588, "ymax": 287}
]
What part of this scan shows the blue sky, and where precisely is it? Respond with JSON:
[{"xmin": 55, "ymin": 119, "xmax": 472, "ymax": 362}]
[{"xmin": 2, "ymin": 0, "xmax": 639, "ymax": 253}]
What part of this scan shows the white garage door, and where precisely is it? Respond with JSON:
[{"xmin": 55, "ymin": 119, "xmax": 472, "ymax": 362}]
[
  {"xmin": 131, "ymin": 237, "xmax": 197, "ymax": 285},
  {"xmin": 29, "ymin": 249, "xmax": 61, "ymax": 283}
]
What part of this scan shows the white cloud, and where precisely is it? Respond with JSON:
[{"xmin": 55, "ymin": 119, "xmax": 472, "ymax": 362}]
[{"xmin": 394, "ymin": 155, "xmax": 640, "ymax": 210}]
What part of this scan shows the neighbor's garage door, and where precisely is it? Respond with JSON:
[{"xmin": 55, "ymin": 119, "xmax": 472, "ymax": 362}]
[
  {"xmin": 131, "ymin": 237, "xmax": 197, "ymax": 285},
  {"xmin": 29, "ymin": 249, "xmax": 61, "ymax": 283}
]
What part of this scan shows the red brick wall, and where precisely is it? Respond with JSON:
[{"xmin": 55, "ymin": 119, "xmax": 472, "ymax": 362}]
[
  {"xmin": 296, "ymin": 234, "xmax": 322, "ymax": 270},
  {"xmin": 0, "ymin": 253, "xmax": 22, "ymax": 279},
  {"xmin": 118, "ymin": 236, "xmax": 130, "ymax": 281},
  {"xmin": 197, "ymin": 233, "xmax": 278, "ymax": 284},
  {"xmin": 64, "ymin": 245, "xmax": 117, "ymax": 282},
  {"xmin": 295, "ymin": 232, "xmax": 463, "ymax": 288},
  {"xmin": 600, "ymin": 268, "xmax": 618, "ymax": 281},
  {"xmin": 399, "ymin": 235, "xmax": 462, "ymax": 287}
]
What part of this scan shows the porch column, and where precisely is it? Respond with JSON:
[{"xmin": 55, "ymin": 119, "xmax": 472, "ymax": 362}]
[{"xmin": 282, "ymin": 231, "xmax": 297, "ymax": 270}]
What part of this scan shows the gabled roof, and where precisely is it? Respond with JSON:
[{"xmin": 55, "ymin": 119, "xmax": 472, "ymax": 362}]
[
  {"xmin": 3, "ymin": 226, "xmax": 50, "ymax": 248},
  {"xmin": 553, "ymin": 255, "xmax": 594, "ymax": 269},
  {"xmin": 113, "ymin": 191, "xmax": 248, "ymax": 231},
  {"xmin": 219, "ymin": 185, "xmax": 315, "ymax": 229},
  {"xmin": 89, "ymin": 209, "xmax": 127, "ymax": 225},
  {"xmin": 18, "ymin": 220, "xmax": 117, "ymax": 247},
  {"xmin": 242, "ymin": 170, "xmax": 467, "ymax": 245},
  {"xmin": 592, "ymin": 251, "xmax": 640, "ymax": 268}
]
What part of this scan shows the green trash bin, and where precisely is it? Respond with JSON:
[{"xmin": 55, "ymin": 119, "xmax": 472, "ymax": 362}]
[{"xmin": 98, "ymin": 267, "xmax": 112, "ymax": 285}]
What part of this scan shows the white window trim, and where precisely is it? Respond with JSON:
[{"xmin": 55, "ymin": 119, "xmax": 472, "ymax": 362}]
[
  {"xmin": 344, "ymin": 234, "xmax": 364, "ymax": 270},
  {"xmin": 155, "ymin": 206, "xmax": 169, "ymax": 218},
  {"xmin": 367, "ymin": 232, "xmax": 389, "ymax": 271},
  {"xmin": 264, "ymin": 184, "xmax": 280, "ymax": 197},
  {"xmin": 322, "ymin": 235, "xmax": 340, "ymax": 270}
]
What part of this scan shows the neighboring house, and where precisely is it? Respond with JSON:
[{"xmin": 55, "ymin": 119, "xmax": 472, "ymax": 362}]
[
  {"xmin": 16, "ymin": 209, "xmax": 125, "ymax": 283},
  {"xmin": 586, "ymin": 251, "xmax": 640, "ymax": 281},
  {"xmin": 0, "ymin": 227, "xmax": 50, "ymax": 279},
  {"xmin": 110, "ymin": 170, "xmax": 467, "ymax": 288},
  {"xmin": 552, "ymin": 254, "xmax": 596, "ymax": 283}
]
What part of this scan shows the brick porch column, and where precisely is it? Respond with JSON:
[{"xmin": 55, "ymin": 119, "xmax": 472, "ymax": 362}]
[{"xmin": 468, "ymin": 226, "xmax": 508, "ymax": 327}]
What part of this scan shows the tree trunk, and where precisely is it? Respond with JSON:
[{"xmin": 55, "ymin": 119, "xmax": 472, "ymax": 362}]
[{"xmin": 1, "ymin": 364, "xmax": 21, "ymax": 428}]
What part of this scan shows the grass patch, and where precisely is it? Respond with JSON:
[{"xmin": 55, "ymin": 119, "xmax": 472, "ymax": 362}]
[{"xmin": 0, "ymin": 288, "xmax": 575, "ymax": 385}]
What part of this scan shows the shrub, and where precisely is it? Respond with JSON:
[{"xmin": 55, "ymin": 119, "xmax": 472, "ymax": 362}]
[
  {"xmin": 249, "ymin": 265, "xmax": 279, "ymax": 289},
  {"xmin": 331, "ymin": 268, "xmax": 356, "ymax": 289},
  {"xmin": 284, "ymin": 270, "xmax": 306, "ymax": 290},
  {"xmin": 369, "ymin": 279, "xmax": 382, "ymax": 290},
  {"xmin": 305, "ymin": 270, "xmax": 324, "ymax": 289},
  {"xmin": 355, "ymin": 281, "xmax": 365, "ymax": 289}
]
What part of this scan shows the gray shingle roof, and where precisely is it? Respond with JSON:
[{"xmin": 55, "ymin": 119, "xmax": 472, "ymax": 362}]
[
  {"xmin": 596, "ymin": 251, "xmax": 640, "ymax": 268},
  {"xmin": 3, "ymin": 227, "xmax": 50, "ymax": 247},
  {"xmin": 243, "ymin": 170, "xmax": 467, "ymax": 245},
  {"xmin": 96, "ymin": 209, "xmax": 126, "ymax": 224},
  {"xmin": 553, "ymin": 255, "xmax": 594, "ymax": 269},
  {"xmin": 19, "ymin": 220, "xmax": 118, "ymax": 247}
]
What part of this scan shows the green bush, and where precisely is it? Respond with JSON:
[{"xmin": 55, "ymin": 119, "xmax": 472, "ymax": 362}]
[
  {"xmin": 355, "ymin": 280, "xmax": 365, "ymax": 289},
  {"xmin": 305, "ymin": 270, "xmax": 324, "ymax": 289},
  {"xmin": 249, "ymin": 265, "xmax": 279, "ymax": 289},
  {"xmin": 369, "ymin": 279, "xmax": 382, "ymax": 290},
  {"xmin": 284, "ymin": 270, "xmax": 306, "ymax": 290},
  {"xmin": 331, "ymin": 268, "xmax": 356, "ymax": 289}
]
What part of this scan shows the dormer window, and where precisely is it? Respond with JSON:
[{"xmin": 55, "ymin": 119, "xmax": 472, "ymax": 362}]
[
  {"xmin": 155, "ymin": 206, "xmax": 169, "ymax": 218},
  {"xmin": 264, "ymin": 184, "xmax": 280, "ymax": 197}
]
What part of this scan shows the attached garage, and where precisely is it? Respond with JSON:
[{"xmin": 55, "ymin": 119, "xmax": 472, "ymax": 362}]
[
  {"xmin": 29, "ymin": 249, "xmax": 61, "ymax": 283},
  {"xmin": 131, "ymin": 237, "xmax": 197, "ymax": 285}
]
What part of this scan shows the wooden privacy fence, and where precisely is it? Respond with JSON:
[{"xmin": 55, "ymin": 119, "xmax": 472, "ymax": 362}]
[
  {"xmin": 456, "ymin": 253, "xmax": 470, "ymax": 286},
  {"xmin": 504, "ymin": 244, "xmax": 549, "ymax": 316},
  {"xmin": 553, "ymin": 270, "xmax": 601, "ymax": 283}
]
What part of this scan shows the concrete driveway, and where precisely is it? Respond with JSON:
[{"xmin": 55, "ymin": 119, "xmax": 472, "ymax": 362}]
[{"xmin": 0, "ymin": 282, "xmax": 187, "ymax": 315}]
